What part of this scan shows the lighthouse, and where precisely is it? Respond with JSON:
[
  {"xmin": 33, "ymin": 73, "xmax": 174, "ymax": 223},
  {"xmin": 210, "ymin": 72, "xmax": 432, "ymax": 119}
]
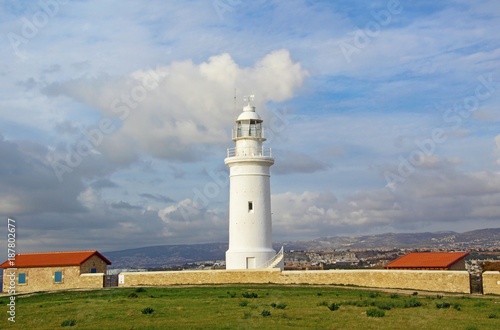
[{"xmin": 225, "ymin": 96, "xmax": 283, "ymax": 270}]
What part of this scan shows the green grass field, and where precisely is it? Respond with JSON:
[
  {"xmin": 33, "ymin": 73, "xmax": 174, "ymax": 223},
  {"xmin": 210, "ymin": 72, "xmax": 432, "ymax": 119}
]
[{"xmin": 1, "ymin": 285, "xmax": 499, "ymax": 329}]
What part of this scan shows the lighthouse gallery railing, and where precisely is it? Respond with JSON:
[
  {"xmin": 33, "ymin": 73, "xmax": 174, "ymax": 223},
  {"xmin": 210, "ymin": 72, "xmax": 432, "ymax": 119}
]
[{"xmin": 226, "ymin": 147, "xmax": 272, "ymax": 158}]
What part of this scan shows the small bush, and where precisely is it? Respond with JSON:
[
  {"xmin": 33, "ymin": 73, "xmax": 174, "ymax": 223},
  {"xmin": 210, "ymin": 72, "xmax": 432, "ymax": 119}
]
[
  {"xmin": 128, "ymin": 293, "xmax": 138, "ymax": 298},
  {"xmin": 242, "ymin": 292, "xmax": 258, "ymax": 298},
  {"xmin": 276, "ymin": 303, "xmax": 287, "ymax": 310},
  {"xmin": 403, "ymin": 298, "xmax": 422, "ymax": 308},
  {"xmin": 412, "ymin": 292, "xmax": 418, "ymax": 296},
  {"xmin": 327, "ymin": 303, "xmax": 340, "ymax": 311},
  {"xmin": 135, "ymin": 288, "xmax": 146, "ymax": 293},
  {"xmin": 368, "ymin": 292, "xmax": 380, "ymax": 298},
  {"xmin": 141, "ymin": 307, "xmax": 155, "ymax": 314},
  {"xmin": 227, "ymin": 292, "xmax": 236, "ymax": 298},
  {"xmin": 436, "ymin": 302, "xmax": 451, "ymax": 309},
  {"xmin": 465, "ymin": 327, "xmax": 478, "ymax": 330},
  {"xmin": 317, "ymin": 292, "xmax": 323, "ymax": 296},
  {"xmin": 376, "ymin": 303, "xmax": 392, "ymax": 311},
  {"xmin": 239, "ymin": 301, "xmax": 248, "ymax": 307},
  {"xmin": 390, "ymin": 294, "xmax": 399, "ymax": 299},
  {"xmin": 261, "ymin": 310, "xmax": 271, "ymax": 317},
  {"xmin": 453, "ymin": 303, "xmax": 461, "ymax": 311},
  {"xmin": 61, "ymin": 319, "xmax": 76, "ymax": 327},
  {"xmin": 488, "ymin": 313, "xmax": 498, "ymax": 319},
  {"xmin": 437, "ymin": 295, "xmax": 443, "ymax": 299},
  {"xmin": 366, "ymin": 308, "xmax": 385, "ymax": 317}
]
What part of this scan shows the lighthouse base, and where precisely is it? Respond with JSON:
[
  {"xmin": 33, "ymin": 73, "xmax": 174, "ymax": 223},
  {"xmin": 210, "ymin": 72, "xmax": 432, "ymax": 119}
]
[{"xmin": 225, "ymin": 249, "xmax": 276, "ymax": 270}]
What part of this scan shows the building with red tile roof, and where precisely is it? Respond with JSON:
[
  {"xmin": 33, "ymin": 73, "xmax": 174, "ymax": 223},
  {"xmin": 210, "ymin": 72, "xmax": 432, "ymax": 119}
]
[
  {"xmin": 385, "ymin": 252, "xmax": 469, "ymax": 270},
  {"xmin": 1, "ymin": 250, "xmax": 111, "ymax": 293}
]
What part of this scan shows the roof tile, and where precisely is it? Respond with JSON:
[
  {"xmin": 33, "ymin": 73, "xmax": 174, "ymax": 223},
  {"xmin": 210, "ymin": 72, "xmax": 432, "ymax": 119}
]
[
  {"xmin": 0, "ymin": 250, "xmax": 111, "ymax": 268},
  {"xmin": 386, "ymin": 252, "xmax": 468, "ymax": 269}
]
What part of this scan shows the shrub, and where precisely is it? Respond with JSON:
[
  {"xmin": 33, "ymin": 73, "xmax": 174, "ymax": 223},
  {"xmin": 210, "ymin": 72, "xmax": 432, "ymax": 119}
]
[
  {"xmin": 403, "ymin": 298, "xmax": 422, "ymax": 308},
  {"xmin": 61, "ymin": 319, "xmax": 76, "ymax": 327},
  {"xmin": 227, "ymin": 292, "xmax": 236, "ymax": 298},
  {"xmin": 270, "ymin": 303, "xmax": 276, "ymax": 308},
  {"xmin": 239, "ymin": 300, "xmax": 248, "ymax": 307},
  {"xmin": 141, "ymin": 307, "xmax": 155, "ymax": 314},
  {"xmin": 261, "ymin": 310, "xmax": 271, "ymax": 317},
  {"xmin": 368, "ymin": 292, "xmax": 380, "ymax": 298},
  {"xmin": 276, "ymin": 303, "xmax": 287, "ymax": 310},
  {"xmin": 327, "ymin": 303, "xmax": 340, "ymax": 311},
  {"xmin": 375, "ymin": 303, "xmax": 392, "ymax": 311},
  {"xmin": 128, "ymin": 293, "xmax": 138, "ymax": 298},
  {"xmin": 488, "ymin": 313, "xmax": 498, "ymax": 319},
  {"xmin": 366, "ymin": 308, "xmax": 385, "ymax": 317},
  {"xmin": 437, "ymin": 295, "xmax": 443, "ymax": 299},
  {"xmin": 436, "ymin": 302, "xmax": 451, "ymax": 309},
  {"xmin": 453, "ymin": 303, "xmax": 461, "ymax": 311},
  {"xmin": 412, "ymin": 292, "xmax": 418, "ymax": 296},
  {"xmin": 135, "ymin": 288, "xmax": 146, "ymax": 293},
  {"xmin": 389, "ymin": 294, "xmax": 399, "ymax": 299},
  {"xmin": 242, "ymin": 292, "xmax": 258, "ymax": 298}
]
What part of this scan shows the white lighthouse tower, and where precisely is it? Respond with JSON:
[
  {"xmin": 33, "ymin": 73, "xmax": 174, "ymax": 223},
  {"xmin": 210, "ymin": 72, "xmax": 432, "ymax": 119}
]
[{"xmin": 225, "ymin": 96, "xmax": 284, "ymax": 270}]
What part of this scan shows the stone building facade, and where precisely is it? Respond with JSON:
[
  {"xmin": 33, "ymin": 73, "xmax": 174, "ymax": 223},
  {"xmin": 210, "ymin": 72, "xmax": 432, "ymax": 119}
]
[{"xmin": 0, "ymin": 250, "xmax": 111, "ymax": 293}]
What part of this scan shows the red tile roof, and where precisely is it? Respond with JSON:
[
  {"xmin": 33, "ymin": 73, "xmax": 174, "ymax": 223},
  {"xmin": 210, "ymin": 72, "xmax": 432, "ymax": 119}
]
[
  {"xmin": 0, "ymin": 250, "xmax": 111, "ymax": 268},
  {"xmin": 385, "ymin": 252, "xmax": 468, "ymax": 269}
]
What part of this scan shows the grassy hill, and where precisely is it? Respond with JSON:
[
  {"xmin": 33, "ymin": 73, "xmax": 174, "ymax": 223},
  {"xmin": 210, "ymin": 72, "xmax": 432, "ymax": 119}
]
[{"xmin": 1, "ymin": 285, "xmax": 498, "ymax": 329}]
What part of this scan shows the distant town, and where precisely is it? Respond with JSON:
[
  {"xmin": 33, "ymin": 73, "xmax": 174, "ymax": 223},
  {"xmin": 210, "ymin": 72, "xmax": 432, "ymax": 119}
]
[{"xmin": 103, "ymin": 228, "xmax": 500, "ymax": 279}]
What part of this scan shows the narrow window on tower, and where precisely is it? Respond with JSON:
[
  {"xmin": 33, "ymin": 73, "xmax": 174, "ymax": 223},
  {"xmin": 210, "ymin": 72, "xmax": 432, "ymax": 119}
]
[{"xmin": 248, "ymin": 201, "xmax": 253, "ymax": 213}]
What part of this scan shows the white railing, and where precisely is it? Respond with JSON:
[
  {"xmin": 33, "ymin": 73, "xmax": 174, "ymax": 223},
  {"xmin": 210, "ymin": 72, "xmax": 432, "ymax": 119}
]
[
  {"xmin": 226, "ymin": 147, "xmax": 272, "ymax": 158},
  {"xmin": 259, "ymin": 246, "xmax": 284, "ymax": 269}
]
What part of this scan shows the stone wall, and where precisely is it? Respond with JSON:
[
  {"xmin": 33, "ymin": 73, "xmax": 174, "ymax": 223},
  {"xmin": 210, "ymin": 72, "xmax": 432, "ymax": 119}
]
[
  {"xmin": 77, "ymin": 273, "xmax": 106, "ymax": 289},
  {"xmin": 118, "ymin": 269, "xmax": 471, "ymax": 293},
  {"xmin": 482, "ymin": 271, "xmax": 500, "ymax": 295}
]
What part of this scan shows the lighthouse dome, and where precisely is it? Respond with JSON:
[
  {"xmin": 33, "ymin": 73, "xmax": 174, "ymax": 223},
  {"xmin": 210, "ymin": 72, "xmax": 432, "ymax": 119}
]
[{"xmin": 237, "ymin": 105, "xmax": 262, "ymax": 121}]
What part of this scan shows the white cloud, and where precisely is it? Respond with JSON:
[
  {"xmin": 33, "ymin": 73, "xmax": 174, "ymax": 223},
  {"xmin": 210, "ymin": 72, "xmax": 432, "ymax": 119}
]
[
  {"xmin": 44, "ymin": 50, "xmax": 307, "ymax": 163},
  {"xmin": 271, "ymin": 166, "xmax": 500, "ymax": 240}
]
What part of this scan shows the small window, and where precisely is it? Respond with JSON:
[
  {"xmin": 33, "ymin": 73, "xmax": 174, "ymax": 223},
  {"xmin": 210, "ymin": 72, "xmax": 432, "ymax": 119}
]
[
  {"xmin": 18, "ymin": 273, "xmax": 26, "ymax": 285},
  {"xmin": 248, "ymin": 201, "xmax": 253, "ymax": 212},
  {"xmin": 90, "ymin": 268, "xmax": 97, "ymax": 273},
  {"xmin": 54, "ymin": 271, "xmax": 63, "ymax": 283}
]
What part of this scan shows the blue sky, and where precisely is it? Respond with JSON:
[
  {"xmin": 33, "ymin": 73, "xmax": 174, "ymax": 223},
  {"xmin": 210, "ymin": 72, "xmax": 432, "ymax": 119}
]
[{"xmin": 1, "ymin": 0, "xmax": 499, "ymax": 255}]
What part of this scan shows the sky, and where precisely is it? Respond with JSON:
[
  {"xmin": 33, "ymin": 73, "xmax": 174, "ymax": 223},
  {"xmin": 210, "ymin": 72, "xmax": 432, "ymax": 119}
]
[{"xmin": 1, "ymin": 0, "xmax": 500, "ymax": 257}]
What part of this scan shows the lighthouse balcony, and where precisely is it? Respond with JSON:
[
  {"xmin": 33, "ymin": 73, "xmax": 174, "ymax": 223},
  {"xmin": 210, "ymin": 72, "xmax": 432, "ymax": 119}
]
[{"xmin": 226, "ymin": 146, "xmax": 272, "ymax": 158}]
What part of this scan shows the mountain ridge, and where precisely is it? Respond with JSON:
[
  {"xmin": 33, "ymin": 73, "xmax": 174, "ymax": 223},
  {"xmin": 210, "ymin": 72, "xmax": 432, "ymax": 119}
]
[{"xmin": 104, "ymin": 228, "xmax": 500, "ymax": 269}]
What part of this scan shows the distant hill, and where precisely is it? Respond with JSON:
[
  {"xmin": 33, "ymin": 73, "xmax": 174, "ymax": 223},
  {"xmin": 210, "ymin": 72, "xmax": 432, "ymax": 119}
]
[{"xmin": 104, "ymin": 228, "xmax": 500, "ymax": 269}]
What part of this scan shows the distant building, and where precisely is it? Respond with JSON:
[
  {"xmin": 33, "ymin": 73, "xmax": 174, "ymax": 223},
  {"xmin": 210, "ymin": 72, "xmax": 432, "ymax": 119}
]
[
  {"xmin": 0, "ymin": 250, "xmax": 111, "ymax": 293},
  {"xmin": 385, "ymin": 252, "xmax": 469, "ymax": 270}
]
